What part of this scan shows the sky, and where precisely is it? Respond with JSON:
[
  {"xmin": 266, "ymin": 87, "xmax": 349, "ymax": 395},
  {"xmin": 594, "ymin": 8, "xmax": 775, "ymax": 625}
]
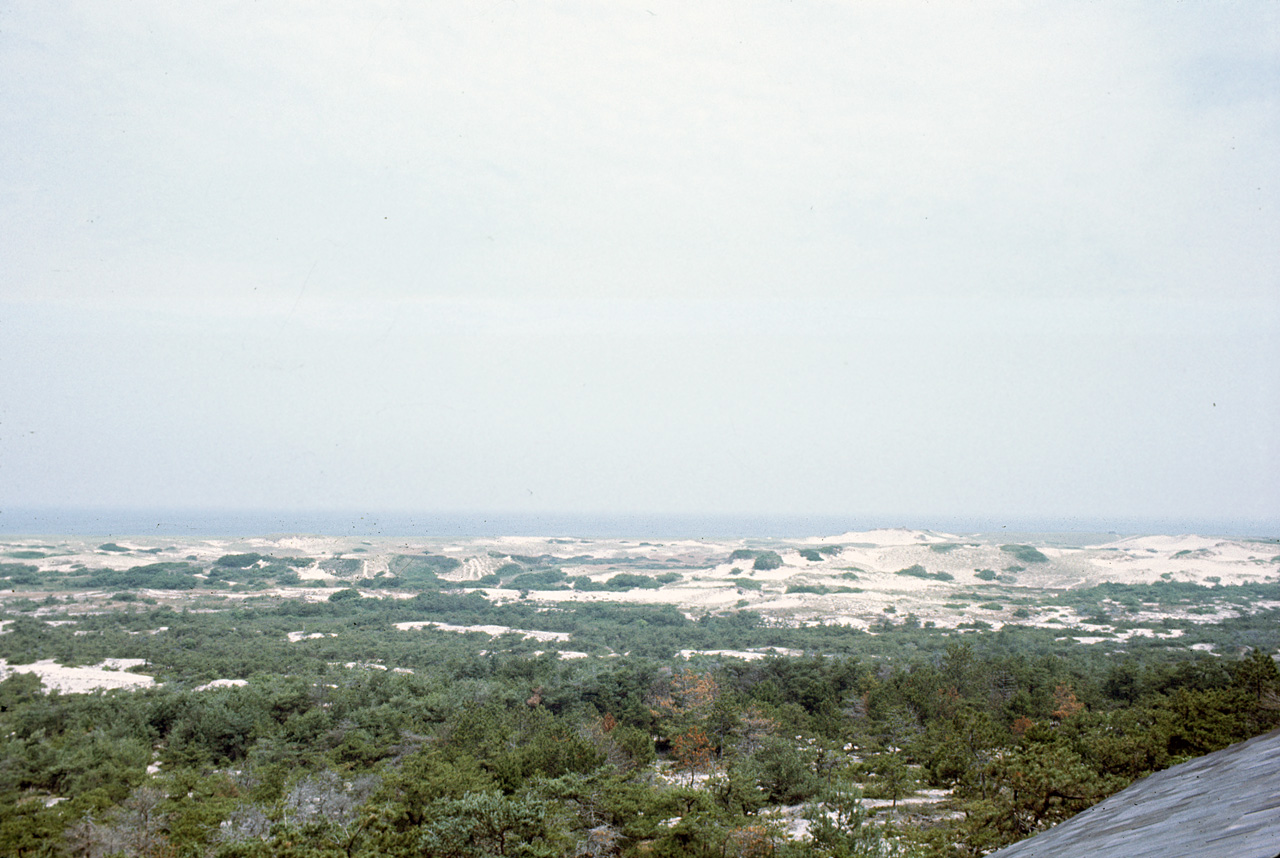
[{"xmin": 1, "ymin": 1, "xmax": 1278, "ymax": 534}]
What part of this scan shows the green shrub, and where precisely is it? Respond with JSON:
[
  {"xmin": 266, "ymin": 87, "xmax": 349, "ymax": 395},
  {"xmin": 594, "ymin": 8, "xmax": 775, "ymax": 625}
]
[
  {"xmin": 509, "ymin": 569, "xmax": 570, "ymax": 590},
  {"xmin": 386, "ymin": 556, "xmax": 451, "ymax": 588},
  {"xmin": 1001, "ymin": 544, "xmax": 1049, "ymax": 564},
  {"xmin": 215, "ymin": 553, "xmax": 265, "ymax": 568},
  {"xmin": 0, "ymin": 563, "xmax": 40, "ymax": 586},
  {"xmin": 786, "ymin": 584, "xmax": 829, "ymax": 595},
  {"xmin": 895, "ymin": 565, "xmax": 954, "ymax": 582},
  {"xmin": 98, "ymin": 543, "xmax": 129, "ymax": 552},
  {"xmin": 974, "ymin": 569, "xmax": 998, "ymax": 581},
  {"xmin": 88, "ymin": 562, "xmax": 201, "ymax": 590},
  {"xmin": 798, "ymin": 549, "xmax": 823, "ymax": 562},
  {"xmin": 573, "ymin": 574, "xmax": 669, "ymax": 592},
  {"xmin": 601, "ymin": 573, "xmax": 661, "ymax": 590},
  {"xmin": 729, "ymin": 549, "xmax": 757, "ymax": 561},
  {"xmin": 320, "ymin": 557, "xmax": 362, "ymax": 575},
  {"xmin": 741, "ymin": 737, "xmax": 820, "ymax": 804},
  {"xmin": 753, "ymin": 551, "xmax": 783, "ymax": 571}
]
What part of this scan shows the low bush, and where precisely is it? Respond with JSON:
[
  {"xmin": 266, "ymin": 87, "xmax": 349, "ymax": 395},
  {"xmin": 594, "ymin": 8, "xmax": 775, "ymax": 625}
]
[
  {"xmin": 215, "ymin": 553, "xmax": 265, "ymax": 568},
  {"xmin": 753, "ymin": 551, "xmax": 783, "ymax": 571},
  {"xmin": 786, "ymin": 584, "xmax": 829, "ymax": 595},
  {"xmin": 1001, "ymin": 544, "xmax": 1049, "ymax": 564},
  {"xmin": 896, "ymin": 565, "xmax": 954, "ymax": 582}
]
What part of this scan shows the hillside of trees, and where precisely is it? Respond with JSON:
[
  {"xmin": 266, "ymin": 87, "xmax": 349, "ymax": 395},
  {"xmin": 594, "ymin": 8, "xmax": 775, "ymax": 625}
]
[{"xmin": 2, "ymin": 578, "xmax": 1279, "ymax": 857}]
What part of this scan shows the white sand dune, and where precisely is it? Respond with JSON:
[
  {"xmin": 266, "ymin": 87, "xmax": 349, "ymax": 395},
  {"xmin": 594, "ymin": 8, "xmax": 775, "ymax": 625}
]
[
  {"xmin": 818, "ymin": 529, "xmax": 955, "ymax": 546},
  {"xmin": 678, "ymin": 647, "xmax": 804, "ymax": 661},
  {"xmin": 0, "ymin": 658, "xmax": 155, "ymax": 693},
  {"xmin": 394, "ymin": 620, "xmax": 571, "ymax": 642},
  {"xmin": 6, "ymin": 529, "xmax": 1276, "ymax": 665},
  {"xmin": 287, "ymin": 631, "xmax": 335, "ymax": 642},
  {"xmin": 1101, "ymin": 534, "xmax": 1225, "ymax": 553},
  {"xmin": 194, "ymin": 678, "xmax": 249, "ymax": 690}
]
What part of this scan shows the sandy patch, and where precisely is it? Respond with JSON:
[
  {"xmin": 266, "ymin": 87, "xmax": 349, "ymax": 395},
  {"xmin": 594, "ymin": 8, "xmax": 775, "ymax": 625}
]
[
  {"xmin": 259, "ymin": 536, "xmax": 352, "ymax": 555},
  {"xmin": 1102, "ymin": 535, "xmax": 1226, "ymax": 553},
  {"xmin": 293, "ymin": 564, "xmax": 332, "ymax": 581},
  {"xmin": 394, "ymin": 620, "xmax": 570, "ymax": 642},
  {"xmin": 449, "ymin": 556, "xmax": 499, "ymax": 581},
  {"xmin": 529, "ymin": 585, "xmax": 744, "ymax": 611},
  {"xmin": 100, "ymin": 658, "xmax": 147, "ymax": 670},
  {"xmin": 819, "ymin": 529, "xmax": 955, "ymax": 547},
  {"xmin": 195, "ymin": 678, "xmax": 249, "ymax": 691},
  {"xmin": 678, "ymin": 647, "xmax": 805, "ymax": 661},
  {"xmin": 287, "ymin": 631, "xmax": 336, "ymax": 642},
  {"xmin": 0, "ymin": 658, "xmax": 155, "ymax": 692}
]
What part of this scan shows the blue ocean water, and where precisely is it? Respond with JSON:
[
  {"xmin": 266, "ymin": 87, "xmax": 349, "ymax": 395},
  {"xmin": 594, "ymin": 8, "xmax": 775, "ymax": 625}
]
[{"xmin": 0, "ymin": 508, "xmax": 1274, "ymax": 540}]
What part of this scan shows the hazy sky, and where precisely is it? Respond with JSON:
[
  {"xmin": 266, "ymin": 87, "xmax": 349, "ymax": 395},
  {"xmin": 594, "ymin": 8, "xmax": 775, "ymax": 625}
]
[{"xmin": 2, "ymin": 2, "xmax": 1278, "ymax": 531}]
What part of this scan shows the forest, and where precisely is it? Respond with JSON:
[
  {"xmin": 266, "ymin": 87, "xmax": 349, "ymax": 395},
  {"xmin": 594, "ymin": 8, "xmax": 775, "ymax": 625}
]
[{"xmin": 2, "ymin": 547, "xmax": 1279, "ymax": 857}]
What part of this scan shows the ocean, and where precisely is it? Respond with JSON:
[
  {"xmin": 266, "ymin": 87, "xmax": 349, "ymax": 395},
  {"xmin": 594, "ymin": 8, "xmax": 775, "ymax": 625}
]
[{"xmin": 0, "ymin": 508, "xmax": 1273, "ymax": 541}]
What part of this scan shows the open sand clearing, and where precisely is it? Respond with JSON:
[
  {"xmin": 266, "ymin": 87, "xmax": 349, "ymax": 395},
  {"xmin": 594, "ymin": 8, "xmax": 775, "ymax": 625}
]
[
  {"xmin": 0, "ymin": 658, "xmax": 155, "ymax": 693},
  {"xmin": 394, "ymin": 620, "xmax": 571, "ymax": 641}
]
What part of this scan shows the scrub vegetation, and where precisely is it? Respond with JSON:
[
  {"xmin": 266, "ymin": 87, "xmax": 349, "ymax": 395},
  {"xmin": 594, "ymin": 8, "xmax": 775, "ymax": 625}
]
[{"xmin": 2, "ymin": 537, "xmax": 1279, "ymax": 858}]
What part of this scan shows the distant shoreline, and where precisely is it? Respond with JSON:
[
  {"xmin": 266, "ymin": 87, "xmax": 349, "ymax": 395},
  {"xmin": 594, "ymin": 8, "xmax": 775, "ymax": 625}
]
[{"xmin": 0, "ymin": 508, "xmax": 1274, "ymax": 541}]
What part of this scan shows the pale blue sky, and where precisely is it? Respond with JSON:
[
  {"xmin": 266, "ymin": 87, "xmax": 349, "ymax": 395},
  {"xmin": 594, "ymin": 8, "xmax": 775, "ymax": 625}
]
[{"xmin": 1, "ymin": 2, "xmax": 1277, "ymax": 530}]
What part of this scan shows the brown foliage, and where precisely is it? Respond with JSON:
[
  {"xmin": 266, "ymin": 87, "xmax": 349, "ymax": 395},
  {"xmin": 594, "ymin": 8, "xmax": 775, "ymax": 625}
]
[
  {"xmin": 1051, "ymin": 684, "xmax": 1085, "ymax": 721},
  {"xmin": 670, "ymin": 727, "xmax": 714, "ymax": 785},
  {"xmin": 725, "ymin": 823, "xmax": 776, "ymax": 858}
]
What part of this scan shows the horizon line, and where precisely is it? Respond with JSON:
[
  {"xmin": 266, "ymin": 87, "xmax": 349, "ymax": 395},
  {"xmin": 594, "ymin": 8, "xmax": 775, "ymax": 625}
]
[{"xmin": 0, "ymin": 507, "xmax": 1276, "ymax": 540}]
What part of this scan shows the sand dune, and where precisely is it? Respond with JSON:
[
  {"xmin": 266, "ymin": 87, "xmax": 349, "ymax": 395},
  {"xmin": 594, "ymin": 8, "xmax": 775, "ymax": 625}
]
[
  {"xmin": 0, "ymin": 658, "xmax": 155, "ymax": 693},
  {"xmin": 5, "ymin": 530, "xmax": 1277, "ymax": 655}
]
